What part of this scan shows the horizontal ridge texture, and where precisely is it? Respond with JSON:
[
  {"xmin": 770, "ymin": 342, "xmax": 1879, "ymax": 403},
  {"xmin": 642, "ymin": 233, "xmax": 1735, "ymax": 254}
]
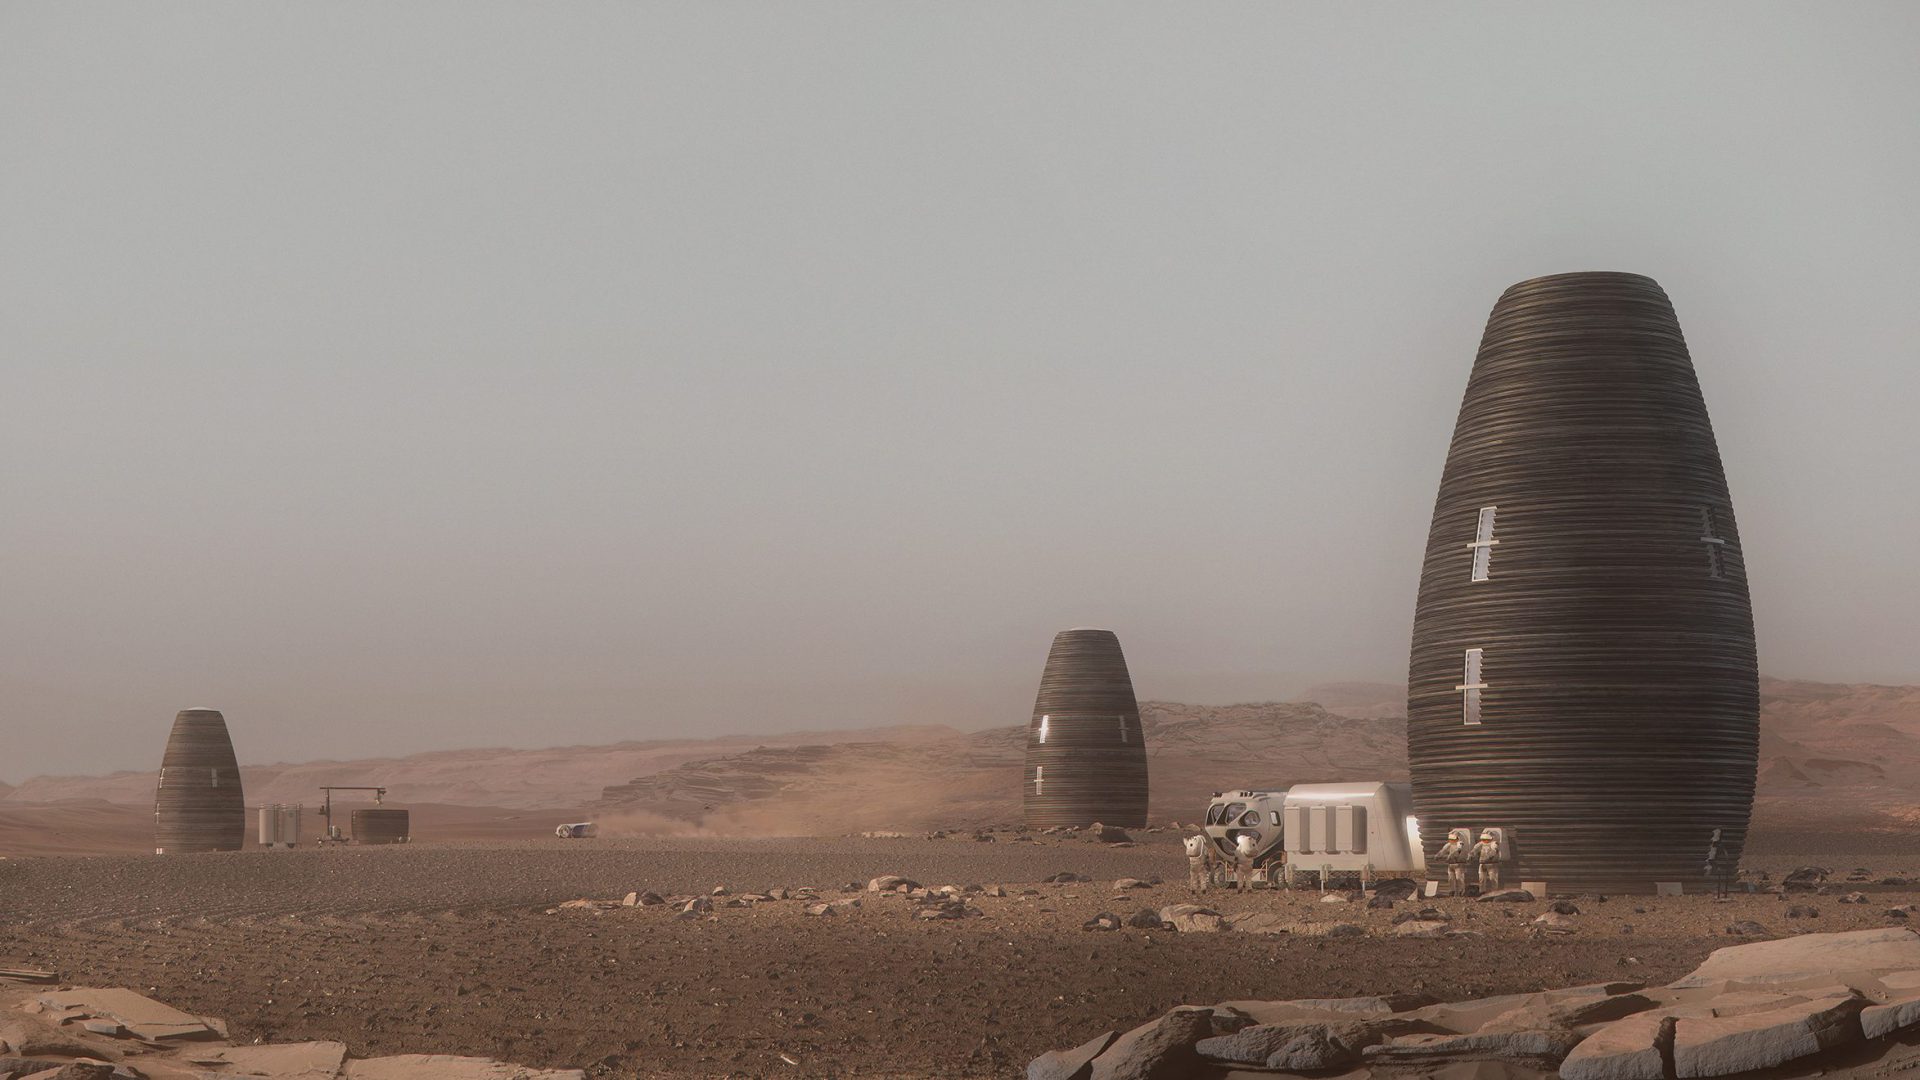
[
  {"xmin": 1407, "ymin": 272, "xmax": 1758, "ymax": 894},
  {"xmin": 154, "ymin": 708, "xmax": 247, "ymax": 854},
  {"xmin": 1023, "ymin": 629, "xmax": 1148, "ymax": 828}
]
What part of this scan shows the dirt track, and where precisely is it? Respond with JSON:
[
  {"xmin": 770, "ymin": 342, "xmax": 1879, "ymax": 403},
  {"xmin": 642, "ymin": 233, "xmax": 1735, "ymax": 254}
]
[{"xmin": 4, "ymin": 833, "xmax": 1919, "ymax": 1079}]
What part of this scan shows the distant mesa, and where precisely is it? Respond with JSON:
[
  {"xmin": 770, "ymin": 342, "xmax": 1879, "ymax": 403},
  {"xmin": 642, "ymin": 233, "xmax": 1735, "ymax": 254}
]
[
  {"xmin": 1022, "ymin": 628, "xmax": 1148, "ymax": 829},
  {"xmin": 153, "ymin": 707, "xmax": 247, "ymax": 854}
]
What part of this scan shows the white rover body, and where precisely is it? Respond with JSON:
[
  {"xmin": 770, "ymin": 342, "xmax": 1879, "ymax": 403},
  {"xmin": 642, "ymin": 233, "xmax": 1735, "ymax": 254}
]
[{"xmin": 1204, "ymin": 782, "xmax": 1425, "ymax": 888}]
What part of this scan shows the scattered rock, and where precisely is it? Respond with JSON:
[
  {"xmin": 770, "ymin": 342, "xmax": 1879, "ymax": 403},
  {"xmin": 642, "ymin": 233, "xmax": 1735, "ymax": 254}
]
[
  {"xmin": 680, "ymin": 896, "xmax": 712, "ymax": 915},
  {"xmin": 1366, "ymin": 893, "xmax": 1396, "ymax": 909},
  {"xmin": 1532, "ymin": 911, "xmax": 1578, "ymax": 933},
  {"xmin": 1392, "ymin": 907, "xmax": 1447, "ymax": 925},
  {"xmin": 1112, "ymin": 878, "xmax": 1151, "ymax": 891},
  {"xmin": 1046, "ymin": 872, "xmax": 1092, "ymax": 884},
  {"xmin": 1786, "ymin": 905, "xmax": 1819, "ymax": 919},
  {"xmin": 1371, "ymin": 878, "xmax": 1420, "ymax": 901},
  {"xmin": 985, "ymin": 885, "xmax": 1008, "ymax": 898},
  {"xmin": 1839, "ymin": 892, "xmax": 1868, "ymax": 904},
  {"xmin": 1089, "ymin": 823, "xmax": 1132, "ymax": 844},
  {"xmin": 1725, "ymin": 920, "xmax": 1771, "ymax": 937},
  {"xmin": 1158, "ymin": 904, "xmax": 1226, "ymax": 933},
  {"xmin": 1126, "ymin": 908, "xmax": 1163, "ymax": 930},
  {"xmin": 1549, "ymin": 899, "xmax": 1582, "ymax": 915},
  {"xmin": 915, "ymin": 899, "xmax": 980, "ymax": 920},
  {"xmin": 1477, "ymin": 888, "xmax": 1536, "ymax": 903},
  {"xmin": 1781, "ymin": 867, "xmax": 1829, "ymax": 891},
  {"xmin": 1321, "ymin": 890, "xmax": 1363, "ymax": 903},
  {"xmin": 1394, "ymin": 920, "xmax": 1453, "ymax": 939},
  {"xmin": 867, "ymin": 876, "xmax": 919, "ymax": 893},
  {"xmin": 1082, "ymin": 912, "xmax": 1122, "ymax": 932}
]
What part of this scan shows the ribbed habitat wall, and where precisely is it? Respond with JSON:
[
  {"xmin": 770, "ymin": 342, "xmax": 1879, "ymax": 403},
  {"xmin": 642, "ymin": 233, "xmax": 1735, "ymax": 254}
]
[
  {"xmin": 1407, "ymin": 272, "xmax": 1758, "ymax": 894},
  {"xmin": 1022, "ymin": 628, "xmax": 1148, "ymax": 828},
  {"xmin": 351, "ymin": 808, "xmax": 410, "ymax": 845},
  {"xmin": 154, "ymin": 708, "xmax": 247, "ymax": 854}
]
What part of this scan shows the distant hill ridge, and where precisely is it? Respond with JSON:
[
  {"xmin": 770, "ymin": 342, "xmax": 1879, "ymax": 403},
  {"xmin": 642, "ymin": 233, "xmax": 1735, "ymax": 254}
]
[{"xmin": 7, "ymin": 679, "xmax": 1919, "ymax": 838}]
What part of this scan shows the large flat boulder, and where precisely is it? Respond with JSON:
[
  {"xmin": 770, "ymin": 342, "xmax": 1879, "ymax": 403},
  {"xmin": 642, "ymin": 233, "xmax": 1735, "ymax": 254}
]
[
  {"xmin": 1088, "ymin": 1006, "xmax": 1213, "ymax": 1080},
  {"xmin": 1559, "ymin": 1012, "xmax": 1675, "ymax": 1080},
  {"xmin": 344, "ymin": 1055, "xmax": 585, "ymax": 1079},
  {"xmin": 1673, "ymin": 928, "xmax": 1920, "ymax": 988},
  {"xmin": 189, "ymin": 1042, "xmax": 349, "ymax": 1079},
  {"xmin": 1216, "ymin": 994, "xmax": 1434, "ymax": 1025},
  {"xmin": 1195, "ymin": 1021, "xmax": 1382, "ymax": 1069},
  {"xmin": 1362, "ymin": 1027, "xmax": 1582, "ymax": 1066},
  {"xmin": 1670, "ymin": 993, "xmax": 1865, "ymax": 1077},
  {"xmin": 35, "ymin": 988, "xmax": 213, "ymax": 1040},
  {"xmin": 1861, "ymin": 972, "xmax": 1920, "ymax": 1041},
  {"xmin": 1028, "ymin": 1029, "xmax": 1118, "ymax": 1080}
]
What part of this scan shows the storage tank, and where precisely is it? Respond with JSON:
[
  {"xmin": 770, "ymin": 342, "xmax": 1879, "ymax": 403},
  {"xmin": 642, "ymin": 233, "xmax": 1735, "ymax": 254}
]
[
  {"xmin": 1022, "ymin": 628, "xmax": 1148, "ymax": 828},
  {"xmin": 1407, "ymin": 272, "xmax": 1758, "ymax": 895},
  {"xmin": 154, "ymin": 708, "xmax": 247, "ymax": 854},
  {"xmin": 351, "ymin": 807, "xmax": 411, "ymax": 845}
]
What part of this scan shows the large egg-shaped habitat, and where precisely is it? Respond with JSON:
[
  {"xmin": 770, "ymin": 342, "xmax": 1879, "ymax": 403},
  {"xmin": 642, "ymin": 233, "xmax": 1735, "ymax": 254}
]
[{"xmin": 1407, "ymin": 272, "xmax": 1758, "ymax": 894}]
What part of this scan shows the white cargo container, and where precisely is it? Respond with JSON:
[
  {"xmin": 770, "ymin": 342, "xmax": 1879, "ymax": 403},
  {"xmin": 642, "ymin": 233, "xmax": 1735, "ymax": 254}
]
[
  {"xmin": 1203, "ymin": 782, "xmax": 1424, "ymax": 888},
  {"xmin": 256, "ymin": 803, "xmax": 302, "ymax": 849}
]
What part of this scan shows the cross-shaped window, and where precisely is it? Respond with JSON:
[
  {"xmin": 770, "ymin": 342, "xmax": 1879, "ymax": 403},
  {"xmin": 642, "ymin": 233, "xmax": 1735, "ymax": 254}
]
[
  {"xmin": 1467, "ymin": 506, "xmax": 1498, "ymax": 582},
  {"xmin": 1701, "ymin": 507, "xmax": 1728, "ymax": 580},
  {"xmin": 1033, "ymin": 766, "xmax": 1044, "ymax": 795},
  {"xmin": 1456, "ymin": 648, "xmax": 1487, "ymax": 726}
]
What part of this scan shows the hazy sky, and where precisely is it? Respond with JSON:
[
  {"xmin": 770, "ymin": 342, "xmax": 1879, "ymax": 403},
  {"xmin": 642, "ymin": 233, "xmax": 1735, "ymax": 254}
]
[{"xmin": 3, "ymin": 3, "xmax": 1917, "ymax": 781}]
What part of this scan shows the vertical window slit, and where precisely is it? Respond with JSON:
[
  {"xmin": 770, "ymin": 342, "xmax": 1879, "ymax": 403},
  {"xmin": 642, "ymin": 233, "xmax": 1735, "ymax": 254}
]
[
  {"xmin": 1467, "ymin": 506, "xmax": 1498, "ymax": 582},
  {"xmin": 1701, "ymin": 506, "xmax": 1727, "ymax": 580},
  {"xmin": 1457, "ymin": 647, "xmax": 1486, "ymax": 726}
]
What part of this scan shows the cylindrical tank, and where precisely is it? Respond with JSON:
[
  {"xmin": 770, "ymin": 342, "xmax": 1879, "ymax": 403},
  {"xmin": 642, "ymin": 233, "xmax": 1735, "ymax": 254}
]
[
  {"xmin": 351, "ymin": 807, "xmax": 410, "ymax": 845},
  {"xmin": 1022, "ymin": 628, "xmax": 1148, "ymax": 828},
  {"xmin": 1407, "ymin": 272, "xmax": 1758, "ymax": 894},
  {"xmin": 154, "ymin": 708, "xmax": 247, "ymax": 855}
]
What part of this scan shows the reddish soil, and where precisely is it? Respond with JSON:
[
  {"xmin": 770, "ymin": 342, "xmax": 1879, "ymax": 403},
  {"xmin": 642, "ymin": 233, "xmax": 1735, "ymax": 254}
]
[{"xmin": 3, "ymin": 832, "xmax": 1918, "ymax": 1079}]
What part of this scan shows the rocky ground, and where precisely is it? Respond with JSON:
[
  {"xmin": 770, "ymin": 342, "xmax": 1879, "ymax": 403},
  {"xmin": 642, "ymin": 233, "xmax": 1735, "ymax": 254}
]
[{"xmin": 3, "ymin": 830, "xmax": 1918, "ymax": 1079}]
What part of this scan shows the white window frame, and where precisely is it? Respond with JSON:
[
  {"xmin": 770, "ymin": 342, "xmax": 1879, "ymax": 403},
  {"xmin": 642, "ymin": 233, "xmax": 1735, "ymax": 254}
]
[
  {"xmin": 1455, "ymin": 647, "xmax": 1487, "ymax": 726},
  {"xmin": 1466, "ymin": 505, "xmax": 1498, "ymax": 582},
  {"xmin": 1701, "ymin": 506, "xmax": 1727, "ymax": 580}
]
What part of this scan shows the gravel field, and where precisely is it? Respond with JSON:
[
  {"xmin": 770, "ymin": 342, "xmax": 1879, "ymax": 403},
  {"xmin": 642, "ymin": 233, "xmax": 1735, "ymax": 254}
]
[{"xmin": 4, "ymin": 830, "xmax": 1919, "ymax": 1078}]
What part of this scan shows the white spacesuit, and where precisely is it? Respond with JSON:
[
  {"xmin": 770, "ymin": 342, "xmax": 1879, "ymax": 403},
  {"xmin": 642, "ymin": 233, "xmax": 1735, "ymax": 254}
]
[
  {"xmin": 1184, "ymin": 834, "xmax": 1213, "ymax": 893},
  {"xmin": 1234, "ymin": 834, "xmax": 1258, "ymax": 891},
  {"xmin": 1472, "ymin": 829, "xmax": 1503, "ymax": 891},
  {"xmin": 1437, "ymin": 828, "xmax": 1471, "ymax": 896}
]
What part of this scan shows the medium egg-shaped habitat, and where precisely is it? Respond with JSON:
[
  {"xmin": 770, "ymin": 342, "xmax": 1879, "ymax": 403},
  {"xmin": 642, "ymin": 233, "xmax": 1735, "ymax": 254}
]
[{"xmin": 1022, "ymin": 628, "xmax": 1148, "ymax": 828}]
